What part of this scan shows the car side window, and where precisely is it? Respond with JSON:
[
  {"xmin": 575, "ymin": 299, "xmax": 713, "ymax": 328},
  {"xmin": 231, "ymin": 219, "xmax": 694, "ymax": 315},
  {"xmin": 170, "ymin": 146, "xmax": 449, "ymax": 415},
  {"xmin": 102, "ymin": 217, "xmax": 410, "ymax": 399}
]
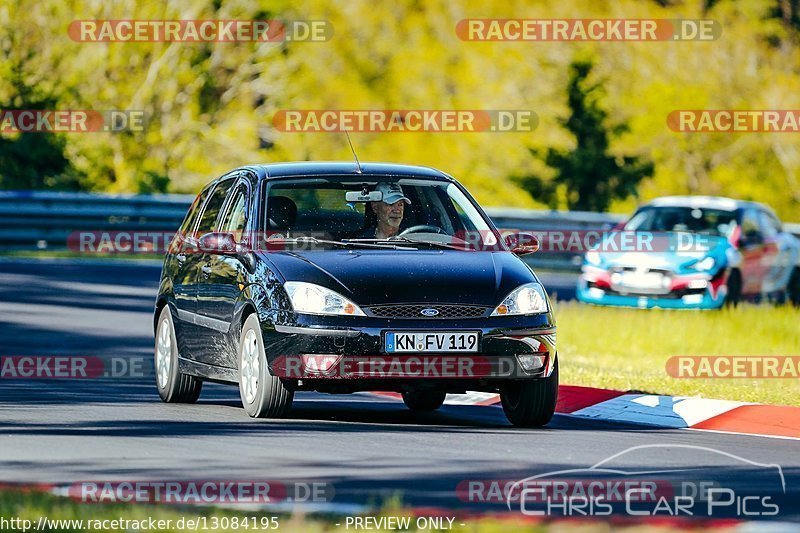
[
  {"xmin": 179, "ymin": 190, "xmax": 209, "ymax": 233},
  {"xmin": 196, "ymin": 179, "xmax": 235, "ymax": 235},
  {"xmin": 741, "ymin": 209, "xmax": 762, "ymax": 241},
  {"xmin": 758, "ymin": 210, "xmax": 781, "ymax": 238},
  {"xmin": 218, "ymin": 184, "xmax": 248, "ymax": 241},
  {"xmin": 169, "ymin": 188, "xmax": 210, "ymax": 252}
]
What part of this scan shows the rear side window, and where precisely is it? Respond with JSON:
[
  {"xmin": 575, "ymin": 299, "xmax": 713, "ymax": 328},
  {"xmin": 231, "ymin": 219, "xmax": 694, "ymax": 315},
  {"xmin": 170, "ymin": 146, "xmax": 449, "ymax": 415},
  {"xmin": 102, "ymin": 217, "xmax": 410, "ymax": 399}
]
[
  {"xmin": 196, "ymin": 179, "xmax": 235, "ymax": 235},
  {"xmin": 218, "ymin": 184, "xmax": 249, "ymax": 240},
  {"xmin": 169, "ymin": 189, "xmax": 209, "ymax": 252},
  {"xmin": 178, "ymin": 189, "xmax": 209, "ymax": 235}
]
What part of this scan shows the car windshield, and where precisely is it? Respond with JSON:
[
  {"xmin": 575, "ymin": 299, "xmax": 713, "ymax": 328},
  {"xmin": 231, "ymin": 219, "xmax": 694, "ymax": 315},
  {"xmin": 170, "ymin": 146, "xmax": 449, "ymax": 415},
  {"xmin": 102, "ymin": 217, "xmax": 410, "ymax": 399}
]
[
  {"xmin": 263, "ymin": 177, "xmax": 497, "ymax": 250},
  {"xmin": 624, "ymin": 206, "xmax": 737, "ymax": 237}
]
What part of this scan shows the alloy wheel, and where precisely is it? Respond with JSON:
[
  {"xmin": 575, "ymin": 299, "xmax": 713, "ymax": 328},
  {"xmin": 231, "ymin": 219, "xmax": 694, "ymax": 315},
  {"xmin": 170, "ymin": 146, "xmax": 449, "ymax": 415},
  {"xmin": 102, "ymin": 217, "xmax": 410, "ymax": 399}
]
[
  {"xmin": 240, "ymin": 329, "xmax": 260, "ymax": 404},
  {"xmin": 156, "ymin": 318, "xmax": 171, "ymax": 388}
]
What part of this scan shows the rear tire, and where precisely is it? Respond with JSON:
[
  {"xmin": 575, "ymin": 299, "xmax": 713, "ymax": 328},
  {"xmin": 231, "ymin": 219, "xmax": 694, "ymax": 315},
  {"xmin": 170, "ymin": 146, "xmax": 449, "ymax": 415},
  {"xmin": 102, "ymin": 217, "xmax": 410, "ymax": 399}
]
[
  {"xmin": 238, "ymin": 314, "xmax": 293, "ymax": 418},
  {"xmin": 402, "ymin": 391, "xmax": 446, "ymax": 411},
  {"xmin": 155, "ymin": 306, "xmax": 202, "ymax": 403},
  {"xmin": 724, "ymin": 269, "xmax": 742, "ymax": 308},
  {"xmin": 500, "ymin": 359, "xmax": 558, "ymax": 427}
]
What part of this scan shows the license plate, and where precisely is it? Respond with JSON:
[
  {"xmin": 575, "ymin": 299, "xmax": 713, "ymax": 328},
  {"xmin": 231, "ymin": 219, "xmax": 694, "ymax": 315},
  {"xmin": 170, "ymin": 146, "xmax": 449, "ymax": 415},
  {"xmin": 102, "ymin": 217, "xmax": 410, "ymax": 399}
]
[
  {"xmin": 618, "ymin": 271, "xmax": 664, "ymax": 289},
  {"xmin": 385, "ymin": 332, "xmax": 479, "ymax": 353}
]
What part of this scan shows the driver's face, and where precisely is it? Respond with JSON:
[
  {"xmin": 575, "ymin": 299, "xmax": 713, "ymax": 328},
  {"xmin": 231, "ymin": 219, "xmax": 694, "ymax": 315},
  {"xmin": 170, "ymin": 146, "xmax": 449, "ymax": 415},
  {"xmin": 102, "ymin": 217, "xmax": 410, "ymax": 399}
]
[{"xmin": 372, "ymin": 200, "xmax": 405, "ymax": 232}]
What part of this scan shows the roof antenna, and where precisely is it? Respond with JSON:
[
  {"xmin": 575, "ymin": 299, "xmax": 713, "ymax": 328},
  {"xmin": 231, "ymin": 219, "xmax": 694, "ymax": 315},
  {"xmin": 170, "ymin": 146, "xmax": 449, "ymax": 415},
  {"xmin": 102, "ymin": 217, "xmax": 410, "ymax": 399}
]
[{"xmin": 344, "ymin": 130, "xmax": 362, "ymax": 174}]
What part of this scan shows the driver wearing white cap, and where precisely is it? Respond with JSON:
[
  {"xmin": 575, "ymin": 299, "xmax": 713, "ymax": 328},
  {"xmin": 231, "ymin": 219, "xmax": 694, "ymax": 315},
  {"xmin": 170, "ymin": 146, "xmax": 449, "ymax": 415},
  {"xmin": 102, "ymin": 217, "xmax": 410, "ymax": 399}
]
[{"xmin": 358, "ymin": 182, "xmax": 411, "ymax": 239}]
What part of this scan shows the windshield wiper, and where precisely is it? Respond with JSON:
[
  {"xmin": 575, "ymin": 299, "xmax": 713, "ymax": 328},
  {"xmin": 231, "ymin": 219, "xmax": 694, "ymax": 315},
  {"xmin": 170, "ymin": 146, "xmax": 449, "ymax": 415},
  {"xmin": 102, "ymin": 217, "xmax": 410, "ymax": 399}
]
[
  {"xmin": 346, "ymin": 237, "xmax": 467, "ymax": 250},
  {"xmin": 268, "ymin": 236, "xmax": 415, "ymax": 250}
]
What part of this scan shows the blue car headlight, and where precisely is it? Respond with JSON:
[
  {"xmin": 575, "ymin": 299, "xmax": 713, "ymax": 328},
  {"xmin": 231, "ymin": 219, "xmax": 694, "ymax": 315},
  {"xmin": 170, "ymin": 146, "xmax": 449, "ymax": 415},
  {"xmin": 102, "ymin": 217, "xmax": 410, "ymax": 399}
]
[
  {"xmin": 491, "ymin": 282, "xmax": 549, "ymax": 316},
  {"xmin": 689, "ymin": 256, "xmax": 716, "ymax": 271},
  {"xmin": 585, "ymin": 250, "xmax": 602, "ymax": 266}
]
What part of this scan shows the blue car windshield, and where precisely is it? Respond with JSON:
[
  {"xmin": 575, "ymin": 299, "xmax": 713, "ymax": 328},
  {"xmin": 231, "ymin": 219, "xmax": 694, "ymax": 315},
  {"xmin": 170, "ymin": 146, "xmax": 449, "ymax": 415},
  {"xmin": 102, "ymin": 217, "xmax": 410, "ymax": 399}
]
[{"xmin": 625, "ymin": 206, "xmax": 737, "ymax": 237}]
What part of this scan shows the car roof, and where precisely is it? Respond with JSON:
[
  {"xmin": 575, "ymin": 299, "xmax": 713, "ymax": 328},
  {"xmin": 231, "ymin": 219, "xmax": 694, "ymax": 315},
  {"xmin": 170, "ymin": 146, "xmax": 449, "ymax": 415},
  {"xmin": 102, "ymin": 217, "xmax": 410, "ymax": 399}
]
[
  {"xmin": 199, "ymin": 162, "xmax": 455, "ymax": 195},
  {"xmin": 241, "ymin": 162, "xmax": 453, "ymax": 181},
  {"xmin": 643, "ymin": 195, "xmax": 766, "ymax": 212}
]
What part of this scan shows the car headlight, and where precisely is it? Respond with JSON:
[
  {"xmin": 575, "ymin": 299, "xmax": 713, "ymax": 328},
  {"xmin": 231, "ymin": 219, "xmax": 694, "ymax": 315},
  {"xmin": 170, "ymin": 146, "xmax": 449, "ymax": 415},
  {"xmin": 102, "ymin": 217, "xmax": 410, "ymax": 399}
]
[
  {"xmin": 690, "ymin": 256, "xmax": 716, "ymax": 271},
  {"xmin": 491, "ymin": 282, "xmax": 549, "ymax": 316},
  {"xmin": 284, "ymin": 282, "xmax": 365, "ymax": 316},
  {"xmin": 585, "ymin": 250, "xmax": 601, "ymax": 266}
]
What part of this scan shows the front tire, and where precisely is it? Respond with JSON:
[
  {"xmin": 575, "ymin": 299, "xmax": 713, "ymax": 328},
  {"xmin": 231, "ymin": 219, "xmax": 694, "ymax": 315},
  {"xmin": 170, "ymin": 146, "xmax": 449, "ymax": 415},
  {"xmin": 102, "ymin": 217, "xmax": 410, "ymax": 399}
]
[
  {"xmin": 155, "ymin": 306, "xmax": 202, "ymax": 403},
  {"xmin": 787, "ymin": 268, "xmax": 800, "ymax": 307},
  {"xmin": 238, "ymin": 314, "xmax": 293, "ymax": 418},
  {"xmin": 402, "ymin": 390, "xmax": 446, "ymax": 411},
  {"xmin": 724, "ymin": 269, "xmax": 742, "ymax": 308},
  {"xmin": 500, "ymin": 359, "xmax": 558, "ymax": 427}
]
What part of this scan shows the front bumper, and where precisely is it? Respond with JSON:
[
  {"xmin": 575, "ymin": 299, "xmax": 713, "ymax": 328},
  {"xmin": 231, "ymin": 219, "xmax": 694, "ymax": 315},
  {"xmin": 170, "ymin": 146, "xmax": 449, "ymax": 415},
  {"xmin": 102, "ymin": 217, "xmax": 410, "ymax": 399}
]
[
  {"xmin": 261, "ymin": 312, "xmax": 556, "ymax": 391},
  {"xmin": 576, "ymin": 266, "xmax": 727, "ymax": 309}
]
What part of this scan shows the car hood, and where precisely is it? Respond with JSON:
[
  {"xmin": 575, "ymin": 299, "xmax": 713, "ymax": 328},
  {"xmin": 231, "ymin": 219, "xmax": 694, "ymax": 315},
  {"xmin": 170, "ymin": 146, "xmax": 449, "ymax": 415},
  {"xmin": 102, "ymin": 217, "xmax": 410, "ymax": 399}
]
[
  {"xmin": 589, "ymin": 233, "xmax": 730, "ymax": 272},
  {"xmin": 260, "ymin": 249, "xmax": 536, "ymax": 306}
]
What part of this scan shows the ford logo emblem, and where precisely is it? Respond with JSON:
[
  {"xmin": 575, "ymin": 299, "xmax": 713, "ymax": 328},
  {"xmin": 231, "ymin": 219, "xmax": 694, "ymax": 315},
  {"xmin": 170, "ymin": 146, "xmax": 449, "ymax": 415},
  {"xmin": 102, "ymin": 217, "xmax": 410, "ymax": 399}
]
[{"xmin": 420, "ymin": 308, "xmax": 439, "ymax": 317}]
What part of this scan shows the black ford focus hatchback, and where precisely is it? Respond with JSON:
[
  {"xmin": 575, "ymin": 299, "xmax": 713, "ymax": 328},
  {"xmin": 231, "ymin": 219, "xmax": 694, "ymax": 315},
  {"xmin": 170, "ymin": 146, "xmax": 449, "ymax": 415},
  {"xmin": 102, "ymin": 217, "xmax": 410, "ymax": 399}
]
[{"xmin": 154, "ymin": 162, "xmax": 558, "ymax": 426}]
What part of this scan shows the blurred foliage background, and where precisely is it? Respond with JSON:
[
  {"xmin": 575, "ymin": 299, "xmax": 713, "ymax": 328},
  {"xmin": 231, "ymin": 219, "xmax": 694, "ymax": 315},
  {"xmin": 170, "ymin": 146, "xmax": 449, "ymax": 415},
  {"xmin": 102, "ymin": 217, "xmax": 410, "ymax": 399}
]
[{"xmin": 0, "ymin": 0, "xmax": 799, "ymax": 220}]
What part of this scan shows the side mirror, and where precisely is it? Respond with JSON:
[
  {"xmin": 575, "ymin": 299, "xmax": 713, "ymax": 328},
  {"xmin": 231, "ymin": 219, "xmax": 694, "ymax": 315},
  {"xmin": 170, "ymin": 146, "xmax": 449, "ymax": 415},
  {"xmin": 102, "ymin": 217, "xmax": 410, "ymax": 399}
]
[
  {"xmin": 505, "ymin": 232, "xmax": 539, "ymax": 256},
  {"xmin": 198, "ymin": 232, "xmax": 237, "ymax": 254}
]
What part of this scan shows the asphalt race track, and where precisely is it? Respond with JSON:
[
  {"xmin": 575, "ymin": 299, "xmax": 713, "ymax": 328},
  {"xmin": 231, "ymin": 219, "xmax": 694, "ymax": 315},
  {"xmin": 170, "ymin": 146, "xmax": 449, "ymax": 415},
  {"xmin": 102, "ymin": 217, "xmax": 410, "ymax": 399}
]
[{"xmin": 1, "ymin": 258, "xmax": 798, "ymax": 524}]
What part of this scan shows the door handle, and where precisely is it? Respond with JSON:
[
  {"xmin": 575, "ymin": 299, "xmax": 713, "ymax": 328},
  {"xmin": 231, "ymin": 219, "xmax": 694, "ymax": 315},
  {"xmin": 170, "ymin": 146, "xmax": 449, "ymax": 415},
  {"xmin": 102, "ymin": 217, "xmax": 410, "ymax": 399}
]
[{"xmin": 201, "ymin": 264, "xmax": 212, "ymax": 277}]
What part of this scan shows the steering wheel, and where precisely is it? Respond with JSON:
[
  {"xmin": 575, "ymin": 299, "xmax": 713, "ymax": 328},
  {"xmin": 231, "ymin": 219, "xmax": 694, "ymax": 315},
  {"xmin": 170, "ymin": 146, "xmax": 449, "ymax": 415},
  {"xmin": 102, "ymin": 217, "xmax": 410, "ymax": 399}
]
[{"xmin": 399, "ymin": 224, "xmax": 445, "ymax": 236}]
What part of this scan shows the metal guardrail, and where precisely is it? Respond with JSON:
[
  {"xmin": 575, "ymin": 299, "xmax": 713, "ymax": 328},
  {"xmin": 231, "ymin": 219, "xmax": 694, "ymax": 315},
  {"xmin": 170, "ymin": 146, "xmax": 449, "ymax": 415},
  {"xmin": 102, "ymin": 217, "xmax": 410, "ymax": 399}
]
[
  {"xmin": 0, "ymin": 191, "xmax": 193, "ymax": 249},
  {"xmin": 1, "ymin": 192, "xmax": 798, "ymax": 272}
]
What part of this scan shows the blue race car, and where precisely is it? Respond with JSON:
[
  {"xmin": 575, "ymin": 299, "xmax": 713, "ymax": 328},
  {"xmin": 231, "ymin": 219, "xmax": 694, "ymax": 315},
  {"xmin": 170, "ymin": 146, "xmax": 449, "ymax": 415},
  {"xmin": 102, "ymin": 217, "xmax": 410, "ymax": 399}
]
[{"xmin": 577, "ymin": 196, "xmax": 800, "ymax": 309}]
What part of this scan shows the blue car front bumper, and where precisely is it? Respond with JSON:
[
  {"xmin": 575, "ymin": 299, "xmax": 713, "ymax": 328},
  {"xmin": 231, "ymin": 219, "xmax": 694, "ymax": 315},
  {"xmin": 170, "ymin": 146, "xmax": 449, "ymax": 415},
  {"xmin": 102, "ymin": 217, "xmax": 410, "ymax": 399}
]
[{"xmin": 576, "ymin": 277, "xmax": 727, "ymax": 309}]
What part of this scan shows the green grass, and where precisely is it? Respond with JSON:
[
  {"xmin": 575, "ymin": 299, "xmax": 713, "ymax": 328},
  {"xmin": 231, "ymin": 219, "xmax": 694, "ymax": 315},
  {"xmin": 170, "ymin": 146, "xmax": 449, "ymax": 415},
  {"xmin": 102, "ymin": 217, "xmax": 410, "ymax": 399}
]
[{"xmin": 554, "ymin": 302, "xmax": 800, "ymax": 406}]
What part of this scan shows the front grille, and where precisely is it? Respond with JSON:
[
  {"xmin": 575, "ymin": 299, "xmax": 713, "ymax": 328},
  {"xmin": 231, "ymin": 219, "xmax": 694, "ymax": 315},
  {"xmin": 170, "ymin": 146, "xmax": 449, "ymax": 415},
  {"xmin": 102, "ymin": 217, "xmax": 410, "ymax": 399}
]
[{"xmin": 368, "ymin": 304, "xmax": 489, "ymax": 319}]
